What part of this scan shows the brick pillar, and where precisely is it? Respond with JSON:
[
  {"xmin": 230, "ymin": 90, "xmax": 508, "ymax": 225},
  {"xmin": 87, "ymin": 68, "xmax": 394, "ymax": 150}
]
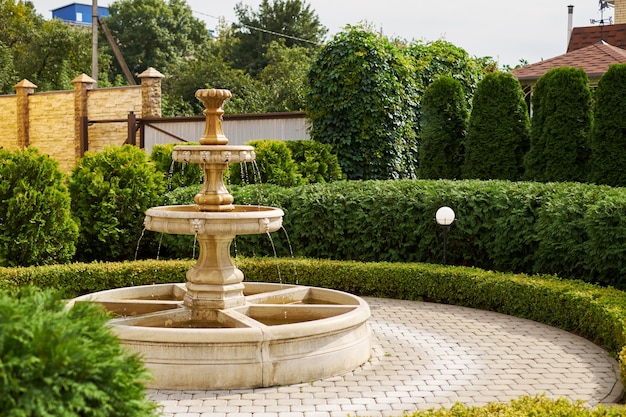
[
  {"xmin": 13, "ymin": 79, "xmax": 37, "ymax": 150},
  {"xmin": 72, "ymin": 74, "xmax": 96, "ymax": 160},
  {"xmin": 615, "ymin": 0, "xmax": 626, "ymax": 24},
  {"xmin": 138, "ymin": 67, "xmax": 164, "ymax": 118}
]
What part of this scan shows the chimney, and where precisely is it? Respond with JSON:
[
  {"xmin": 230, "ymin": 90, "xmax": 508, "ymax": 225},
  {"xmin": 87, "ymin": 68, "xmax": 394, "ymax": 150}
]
[{"xmin": 567, "ymin": 5, "xmax": 574, "ymax": 47}]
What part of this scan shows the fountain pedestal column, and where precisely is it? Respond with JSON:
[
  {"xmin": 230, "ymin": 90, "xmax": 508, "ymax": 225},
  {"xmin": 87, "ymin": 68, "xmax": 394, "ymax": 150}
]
[{"xmin": 185, "ymin": 234, "xmax": 245, "ymax": 319}]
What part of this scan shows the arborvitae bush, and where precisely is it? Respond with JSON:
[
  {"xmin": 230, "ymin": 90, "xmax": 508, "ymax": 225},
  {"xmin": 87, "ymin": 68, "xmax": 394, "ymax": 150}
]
[
  {"xmin": 589, "ymin": 63, "xmax": 626, "ymax": 186},
  {"xmin": 524, "ymin": 67, "xmax": 592, "ymax": 182},
  {"xmin": 284, "ymin": 140, "xmax": 345, "ymax": 183},
  {"xmin": 0, "ymin": 287, "xmax": 158, "ymax": 416},
  {"xmin": 418, "ymin": 76, "xmax": 468, "ymax": 179},
  {"xmin": 0, "ymin": 147, "xmax": 78, "ymax": 267},
  {"xmin": 463, "ymin": 72, "xmax": 530, "ymax": 180},
  {"xmin": 68, "ymin": 145, "xmax": 165, "ymax": 262},
  {"xmin": 229, "ymin": 139, "xmax": 304, "ymax": 187},
  {"xmin": 149, "ymin": 142, "xmax": 203, "ymax": 191}
]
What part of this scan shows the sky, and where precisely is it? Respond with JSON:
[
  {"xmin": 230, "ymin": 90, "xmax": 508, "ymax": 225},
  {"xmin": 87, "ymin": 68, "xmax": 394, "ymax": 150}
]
[{"xmin": 30, "ymin": 0, "xmax": 613, "ymax": 68}]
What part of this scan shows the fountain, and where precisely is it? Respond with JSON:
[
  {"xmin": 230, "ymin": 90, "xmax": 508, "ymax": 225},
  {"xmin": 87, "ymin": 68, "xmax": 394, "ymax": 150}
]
[{"xmin": 69, "ymin": 89, "xmax": 371, "ymax": 390}]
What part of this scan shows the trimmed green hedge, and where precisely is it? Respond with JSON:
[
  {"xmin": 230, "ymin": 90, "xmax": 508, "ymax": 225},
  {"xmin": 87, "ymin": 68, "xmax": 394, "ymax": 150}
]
[
  {"xmin": 410, "ymin": 395, "xmax": 624, "ymax": 416},
  {"xmin": 2, "ymin": 257, "xmax": 626, "ymax": 391},
  {"xmin": 159, "ymin": 179, "xmax": 626, "ymax": 290}
]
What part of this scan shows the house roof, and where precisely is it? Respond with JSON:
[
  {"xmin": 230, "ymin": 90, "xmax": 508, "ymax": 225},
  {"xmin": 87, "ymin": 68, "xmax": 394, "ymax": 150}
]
[
  {"xmin": 509, "ymin": 40, "xmax": 626, "ymax": 84},
  {"xmin": 568, "ymin": 23, "xmax": 626, "ymax": 52}
]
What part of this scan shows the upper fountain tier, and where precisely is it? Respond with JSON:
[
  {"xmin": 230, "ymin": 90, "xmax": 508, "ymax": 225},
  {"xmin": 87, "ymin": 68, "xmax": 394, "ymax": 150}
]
[
  {"xmin": 144, "ymin": 88, "xmax": 283, "ymax": 234},
  {"xmin": 168, "ymin": 88, "xmax": 261, "ymax": 213}
]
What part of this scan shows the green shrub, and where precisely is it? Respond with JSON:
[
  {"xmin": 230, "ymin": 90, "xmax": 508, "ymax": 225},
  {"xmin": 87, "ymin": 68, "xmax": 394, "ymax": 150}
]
[
  {"xmin": 0, "ymin": 147, "xmax": 78, "ymax": 267},
  {"xmin": 589, "ymin": 63, "xmax": 626, "ymax": 186},
  {"xmin": 524, "ymin": 67, "xmax": 592, "ymax": 182},
  {"xmin": 0, "ymin": 287, "xmax": 158, "ymax": 416},
  {"xmin": 463, "ymin": 72, "xmax": 530, "ymax": 180},
  {"xmin": 418, "ymin": 76, "xmax": 468, "ymax": 179},
  {"xmin": 68, "ymin": 145, "xmax": 165, "ymax": 262},
  {"xmin": 149, "ymin": 142, "xmax": 203, "ymax": 191},
  {"xmin": 229, "ymin": 139, "xmax": 304, "ymax": 187},
  {"xmin": 284, "ymin": 140, "xmax": 344, "ymax": 183},
  {"xmin": 408, "ymin": 395, "xmax": 624, "ymax": 416}
]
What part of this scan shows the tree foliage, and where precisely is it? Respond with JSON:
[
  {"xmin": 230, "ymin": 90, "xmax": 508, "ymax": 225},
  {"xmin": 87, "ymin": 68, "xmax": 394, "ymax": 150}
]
[
  {"xmin": 225, "ymin": 0, "xmax": 326, "ymax": 76},
  {"xmin": 306, "ymin": 26, "xmax": 418, "ymax": 180},
  {"xmin": 418, "ymin": 76, "xmax": 468, "ymax": 179},
  {"xmin": 68, "ymin": 145, "xmax": 165, "ymax": 262},
  {"xmin": 0, "ymin": 287, "xmax": 158, "ymax": 417},
  {"xmin": 0, "ymin": 0, "xmax": 100, "ymax": 92},
  {"xmin": 406, "ymin": 39, "xmax": 492, "ymax": 106},
  {"xmin": 524, "ymin": 67, "xmax": 592, "ymax": 182},
  {"xmin": 104, "ymin": 0, "xmax": 210, "ymax": 79},
  {"xmin": 463, "ymin": 72, "xmax": 529, "ymax": 180},
  {"xmin": 163, "ymin": 42, "xmax": 270, "ymax": 116},
  {"xmin": 0, "ymin": 147, "xmax": 78, "ymax": 267},
  {"xmin": 588, "ymin": 63, "xmax": 626, "ymax": 186},
  {"xmin": 259, "ymin": 40, "xmax": 314, "ymax": 111}
]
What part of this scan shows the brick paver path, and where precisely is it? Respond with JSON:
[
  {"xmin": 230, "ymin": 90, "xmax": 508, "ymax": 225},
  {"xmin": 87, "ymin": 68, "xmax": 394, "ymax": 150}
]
[{"xmin": 149, "ymin": 297, "xmax": 623, "ymax": 417}]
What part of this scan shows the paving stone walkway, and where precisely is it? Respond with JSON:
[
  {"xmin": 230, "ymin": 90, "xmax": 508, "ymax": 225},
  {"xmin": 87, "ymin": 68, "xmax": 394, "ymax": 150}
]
[{"xmin": 148, "ymin": 297, "xmax": 623, "ymax": 417}]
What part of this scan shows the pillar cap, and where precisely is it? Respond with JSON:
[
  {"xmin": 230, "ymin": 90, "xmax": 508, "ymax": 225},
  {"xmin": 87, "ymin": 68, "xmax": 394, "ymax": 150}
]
[
  {"xmin": 13, "ymin": 79, "xmax": 37, "ymax": 89},
  {"xmin": 71, "ymin": 73, "xmax": 97, "ymax": 84},
  {"xmin": 138, "ymin": 67, "xmax": 164, "ymax": 79}
]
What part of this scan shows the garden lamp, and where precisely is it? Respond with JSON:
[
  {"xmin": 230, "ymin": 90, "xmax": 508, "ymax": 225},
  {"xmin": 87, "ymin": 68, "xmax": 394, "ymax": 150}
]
[{"xmin": 435, "ymin": 206, "xmax": 456, "ymax": 265}]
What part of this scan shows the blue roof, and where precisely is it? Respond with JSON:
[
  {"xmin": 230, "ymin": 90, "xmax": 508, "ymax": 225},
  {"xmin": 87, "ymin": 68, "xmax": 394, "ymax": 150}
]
[{"xmin": 52, "ymin": 3, "xmax": 109, "ymax": 25}]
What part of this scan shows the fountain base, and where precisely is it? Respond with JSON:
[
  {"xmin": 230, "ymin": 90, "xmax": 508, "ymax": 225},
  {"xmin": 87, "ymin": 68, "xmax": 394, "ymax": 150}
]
[{"xmin": 69, "ymin": 282, "xmax": 371, "ymax": 390}]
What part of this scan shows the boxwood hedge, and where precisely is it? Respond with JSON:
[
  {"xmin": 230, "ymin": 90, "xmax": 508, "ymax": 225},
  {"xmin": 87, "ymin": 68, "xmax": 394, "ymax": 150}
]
[{"xmin": 2, "ymin": 257, "xmax": 626, "ymax": 391}]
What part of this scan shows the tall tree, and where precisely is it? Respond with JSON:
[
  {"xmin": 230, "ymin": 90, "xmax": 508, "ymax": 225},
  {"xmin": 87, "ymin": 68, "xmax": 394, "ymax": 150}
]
[
  {"xmin": 306, "ymin": 26, "xmax": 418, "ymax": 180},
  {"xmin": 0, "ymin": 0, "xmax": 99, "ymax": 92},
  {"xmin": 163, "ymin": 43, "xmax": 270, "ymax": 116},
  {"xmin": 406, "ymin": 39, "xmax": 491, "ymax": 105},
  {"xmin": 16, "ymin": 19, "xmax": 92, "ymax": 91},
  {"xmin": 226, "ymin": 0, "xmax": 326, "ymax": 76},
  {"xmin": 588, "ymin": 63, "xmax": 626, "ymax": 186},
  {"xmin": 259, "ymin": 40, "xmax": 314, "ymax": 111},
  {"xmin": 463, "ymin": 72, "xmax": 529, "ymax": 180},
  {"xmin": 418, "ymin": 76, "xmax": 468, "ymax": 179},
  {"xmin": 524, "ymin": 67, "xmax": 592, "ymax": 182},
  {"xmin": 103, "ymin": 0, "xmax": 210, "ymax": 80}
]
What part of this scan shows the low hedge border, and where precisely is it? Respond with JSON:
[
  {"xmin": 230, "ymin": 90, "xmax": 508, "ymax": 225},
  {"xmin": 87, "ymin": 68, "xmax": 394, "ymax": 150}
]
[{"xmin": 1, "ymin": 258, "xmax": 626, "ymax": 392}]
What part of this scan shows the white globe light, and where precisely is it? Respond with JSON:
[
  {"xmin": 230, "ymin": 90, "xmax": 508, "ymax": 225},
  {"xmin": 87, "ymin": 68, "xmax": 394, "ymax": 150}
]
[{"xmin": 435, "ymin": 206, "xmax": 455, "ymax": 226}]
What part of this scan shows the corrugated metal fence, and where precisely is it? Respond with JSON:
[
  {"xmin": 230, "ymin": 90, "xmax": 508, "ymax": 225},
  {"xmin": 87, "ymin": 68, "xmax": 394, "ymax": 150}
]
[{"xmin": 142, "ymin": 112, "xmax": 309, "ymax": 153}]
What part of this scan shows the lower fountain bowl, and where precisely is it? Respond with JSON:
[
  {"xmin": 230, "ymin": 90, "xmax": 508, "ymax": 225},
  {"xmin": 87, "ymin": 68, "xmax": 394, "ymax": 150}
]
[{"xmin": 68, "ymin": 282, "xmax": 371, "ymax": 390}]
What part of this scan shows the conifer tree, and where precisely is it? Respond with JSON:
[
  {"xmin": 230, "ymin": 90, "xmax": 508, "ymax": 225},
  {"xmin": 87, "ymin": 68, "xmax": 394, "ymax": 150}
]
[
  {"xmin": 588, "ymin": 63, "xmax": 626, "ymax": 186},
  {"xmin": 524, "ymin": 67, "xmax": 592, "ymax": 182},
  {"xmin": 463, "ymin": 72, "xmax": 530, "ymax": 180},
  {"xmin": 419, "ymin": 76, "xmax": 468, "ymax": 179}
]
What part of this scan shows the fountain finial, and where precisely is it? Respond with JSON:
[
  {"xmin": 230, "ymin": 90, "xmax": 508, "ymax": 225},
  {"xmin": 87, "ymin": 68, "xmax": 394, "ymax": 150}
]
[{"xmin": 196, "ymin": 88, "xmax": 231, "ymax": 145}]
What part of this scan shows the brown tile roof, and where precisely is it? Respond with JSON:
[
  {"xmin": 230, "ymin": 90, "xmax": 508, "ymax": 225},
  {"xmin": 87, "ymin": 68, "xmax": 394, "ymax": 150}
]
[
  {"xmin": 568, "ymin": 23, "xmax": 626, "ymax": 51},
  {"xmin": 509, "ymin": 41, "xmax": 626, "ymax": 83}
]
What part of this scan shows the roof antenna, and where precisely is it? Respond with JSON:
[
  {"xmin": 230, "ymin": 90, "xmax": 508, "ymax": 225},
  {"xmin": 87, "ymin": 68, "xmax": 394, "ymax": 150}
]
[{"xmin": 590, "ymin": 1, "xmax": 614, "ymax": 39}]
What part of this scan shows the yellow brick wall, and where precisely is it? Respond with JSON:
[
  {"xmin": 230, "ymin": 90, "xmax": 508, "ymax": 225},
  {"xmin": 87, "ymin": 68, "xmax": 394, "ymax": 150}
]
[
  {"xmin": 0, "ymin": 70, "xmax": 162, "ymax": 172},
  {"xmin": 87, "ymin": 86, "xmax": 142, "ymax": 153},
  {"xmin": 28, "ymin": 91, "xmax": 76, "ymax": 173},
  {"xmin": 615, "ymin": 0, "xmax": 626, "ymax": 24},
  {"xmin": 0, "ymin": 96, "xmax": 18, "ymax": 151}
]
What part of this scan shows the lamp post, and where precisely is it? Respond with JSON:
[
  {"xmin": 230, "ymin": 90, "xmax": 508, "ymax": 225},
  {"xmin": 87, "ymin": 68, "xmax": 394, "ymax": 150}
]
[{"xmin": 435, "ymin": 206, "xmax": 455, "ymax": 265}]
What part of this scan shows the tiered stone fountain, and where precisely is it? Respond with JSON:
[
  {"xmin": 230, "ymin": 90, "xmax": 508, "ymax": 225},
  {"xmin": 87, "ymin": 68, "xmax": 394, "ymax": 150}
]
[{"xmin": 69, "ymin": 89, "xmax": 371, "ymax": 390}]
